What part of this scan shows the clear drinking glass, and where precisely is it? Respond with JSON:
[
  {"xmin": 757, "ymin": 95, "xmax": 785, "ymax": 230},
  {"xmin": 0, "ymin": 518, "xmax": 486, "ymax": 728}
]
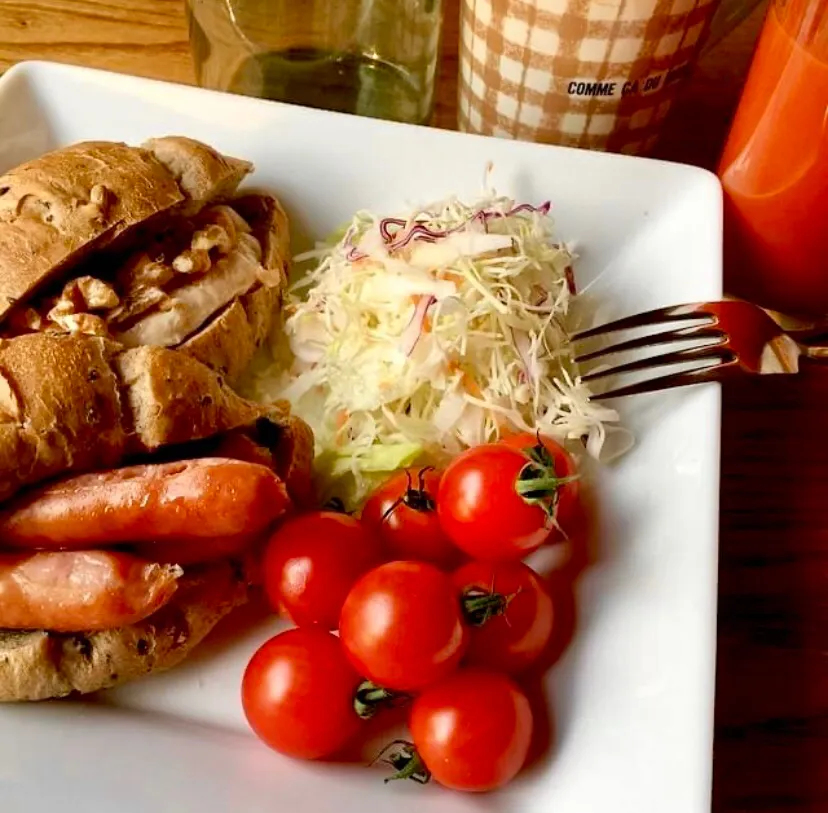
[{"xmin": 186, "ymin": 0, "xmax": 443, "ymax": 125}]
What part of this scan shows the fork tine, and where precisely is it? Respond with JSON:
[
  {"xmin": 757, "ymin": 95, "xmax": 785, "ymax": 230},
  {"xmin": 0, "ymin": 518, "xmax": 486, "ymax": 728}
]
[
  {"xmin": 580, "ymin": 343, "xmax": 736, "ymax": 383},
  {"xmin": 588, "ymin": 362, "xmax": 733, "ymax": 400},
  {"xmin": 574, "ymin": 325, "xmax": 726, "ymax": 363},
  {"xmin": 572, "ymin": 302, "xmax": 713, "ymax": 341}
]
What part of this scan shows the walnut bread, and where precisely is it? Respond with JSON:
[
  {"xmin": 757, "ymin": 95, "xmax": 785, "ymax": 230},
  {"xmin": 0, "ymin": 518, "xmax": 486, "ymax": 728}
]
[
  {"xmin": 0, "ymin": 137, "xmax": 312, "ymax": 702},
  {"xmin": 0, "ymin": 136, "xmax": 290, "ymax": 383},
  {"xmin": 0, "ymin": 560, "xmax": 250, "ymax": 702}
]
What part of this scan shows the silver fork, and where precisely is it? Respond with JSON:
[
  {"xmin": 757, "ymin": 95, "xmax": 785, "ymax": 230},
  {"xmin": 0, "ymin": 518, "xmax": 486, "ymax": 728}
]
[{"xmin": 572, "ymin": 299, "xmax": 828, "ymax": 400}]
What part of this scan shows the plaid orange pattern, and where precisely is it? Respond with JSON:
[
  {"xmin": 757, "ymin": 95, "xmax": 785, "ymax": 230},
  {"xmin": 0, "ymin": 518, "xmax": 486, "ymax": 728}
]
[{"xmin": 458, "ymin": 0, "xmax": 719, "ymax": 154}]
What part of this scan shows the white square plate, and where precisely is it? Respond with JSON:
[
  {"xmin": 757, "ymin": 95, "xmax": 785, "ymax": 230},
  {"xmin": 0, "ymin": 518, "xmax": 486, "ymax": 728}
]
[{"xmin": 0, "ymin": 61, "xmax": 721, "ymax": 813}]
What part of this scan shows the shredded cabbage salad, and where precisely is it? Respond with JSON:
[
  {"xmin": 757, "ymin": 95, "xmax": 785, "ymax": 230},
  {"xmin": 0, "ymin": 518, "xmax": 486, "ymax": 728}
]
[{"xmin": 244, "ymin": 192, "xmax": 621, "ymax": 504}]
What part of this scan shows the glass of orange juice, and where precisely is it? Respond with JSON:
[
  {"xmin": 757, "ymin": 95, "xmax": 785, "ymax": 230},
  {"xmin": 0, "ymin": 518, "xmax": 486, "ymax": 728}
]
[{"xmin": 719, "ymin": 0, "xmax": 828, "ymax": 317}]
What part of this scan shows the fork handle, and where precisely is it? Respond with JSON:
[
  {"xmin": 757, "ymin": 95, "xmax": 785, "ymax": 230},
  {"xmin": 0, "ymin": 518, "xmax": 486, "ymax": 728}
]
[
  {"xmin": 802, "ymin": 344, "xmax": 828, "ymax": 362},
  {"xmin": 792, "ymin": 326, "xmax": 828, "ymax": 363}
]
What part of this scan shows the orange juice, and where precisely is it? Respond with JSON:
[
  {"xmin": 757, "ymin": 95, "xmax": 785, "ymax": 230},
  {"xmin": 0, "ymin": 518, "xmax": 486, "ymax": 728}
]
[{"xmin": 719, "ymin": 0, "xmax": 828, "ymax": 316}]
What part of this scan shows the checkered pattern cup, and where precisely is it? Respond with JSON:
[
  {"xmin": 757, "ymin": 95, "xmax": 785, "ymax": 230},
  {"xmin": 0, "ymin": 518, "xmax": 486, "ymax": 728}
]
[{"xmin": 458, "ymin": 0, "xmax": 721, "ymax": 154}]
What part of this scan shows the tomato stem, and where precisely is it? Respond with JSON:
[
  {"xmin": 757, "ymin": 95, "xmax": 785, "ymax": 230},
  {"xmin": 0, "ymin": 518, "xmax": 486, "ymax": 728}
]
[
  {"xmin": 461, "ymin": 587, "xmax": 516, "ymax": 627},
  {"xmin": 381, "ymin": 467, "xmax": 437, "ymax": 523},
  {"xmin": 522, "ymin": 434, "xmax": 556, "ymax": 468},
  {"xmin": 375, "ymin": 740, "xmax": 431, "ymax": 785},
  {"xmin": 514, "ymin": 449, "xmax": 578, "ymax": 522},
  {"xmin": 515, "ymin": 473, "xmax": 577, "ymax": 500},
  {"xmin": 354, "ymin": 680, "xmax": 411, "ymax": 720}
]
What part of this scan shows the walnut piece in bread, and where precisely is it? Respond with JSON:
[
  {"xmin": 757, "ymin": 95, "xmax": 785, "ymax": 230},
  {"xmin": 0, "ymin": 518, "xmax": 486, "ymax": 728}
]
[{"xmin": 0, "ymin": 137, "xmax": 289, "ymax": 383}]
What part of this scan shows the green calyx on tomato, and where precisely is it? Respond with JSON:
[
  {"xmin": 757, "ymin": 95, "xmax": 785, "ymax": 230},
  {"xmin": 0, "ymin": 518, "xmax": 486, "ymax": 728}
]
[
  {"xmin": 353, "ymin": 680, "xmax": 411, "ymax": 720},
  {"xmin": 513, "ymin": 437, "xmax": 578, "ymax": 521},
  {"xmin": 375, "ymin": 740, "xmax": 431, "ymax": 785},
  {"xmin": 380, "ymin": 467, "xmax": 437, "ymax": 521},
  {"xmin": 461, "ymin": 586, "xmax": 518, "ymax": 627}
]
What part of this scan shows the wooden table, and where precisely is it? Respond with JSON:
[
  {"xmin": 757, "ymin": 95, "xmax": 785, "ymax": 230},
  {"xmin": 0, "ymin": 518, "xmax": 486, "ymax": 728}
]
[{"xmin": 1, "ymin": 2, "xmax": 826, "ymax": 810}]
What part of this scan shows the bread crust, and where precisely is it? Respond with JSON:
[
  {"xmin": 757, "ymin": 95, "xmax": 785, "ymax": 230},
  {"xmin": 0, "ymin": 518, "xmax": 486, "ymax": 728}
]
[
  {"xmin": 0, "ymin": 142, "xmax": 185, "ymax": 322},
  {"xmin": 0, "ymin": 560, "xmax": 249, "ymax": 702},
  {"xmin": 0, "ymin": 334, "xmax": 126, "ymax": 502},
  {"xmin": 114, "ymin": 344, "xmax": 268, "ymax": 453},
  {"xmin": 231, "ymin": 192, "xmax": 291, "ymax": 285},
  {"xmin": 0, "ymin": 139, "xmax": 288, "ymax": 392},
  {"xmin": 180, "ymin": 193, "xmax": 289, "ymax": 382},
  {"xmin": 0, "ymin": 137, "xmax": 253, "ymax": 324},
  {"xmin": 0, "ymin": 333, "xmax": 312, "ymax": 502},
  {"xmin": 142, "ymin": 136, "xmax": 252, "ymax": 214},
  {"xmin": 178, "ymin": 299, "xmax": 257, "ymax": 382}
]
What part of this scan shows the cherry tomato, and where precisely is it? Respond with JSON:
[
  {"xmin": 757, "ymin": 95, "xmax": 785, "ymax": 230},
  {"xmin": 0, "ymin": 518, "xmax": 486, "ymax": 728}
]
[
  {"xmin": 361, "ymin": 468, "xmax": 461, "ymax": 568},
  {"xmin": 408, "ymin": 670, "xmax": 533, "ymax": 791},
  {"xmin": 500, "ymin": 432, "xmax": 580, "ymax": 538},
  {"xmin": 242, "ymin": 628, "xmax": 362, "ymax": 759},
  {"xmin": 339, "ymin": 561, "xmax": 467, "ymax": 691},
  {"xmin": 262, "ymin": 511, "xmax": 382, "ymax": 630},
  {"xmin": 454, "ymin": 560, "xmax": 554, "ymax": 674},
  {"xmin": 437, "ymin": 443, "xmax": 560, "ymax": 561}
]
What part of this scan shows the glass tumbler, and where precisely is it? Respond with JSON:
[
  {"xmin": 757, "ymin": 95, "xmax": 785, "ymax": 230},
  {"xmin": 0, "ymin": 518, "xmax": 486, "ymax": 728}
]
[
  {"xmin": 719, "ymin": 0, "xmax": 828, "ymax": 317},
  {"xmin": 186, "ymin": 0, "xmax": 444, "ymax": 125}
]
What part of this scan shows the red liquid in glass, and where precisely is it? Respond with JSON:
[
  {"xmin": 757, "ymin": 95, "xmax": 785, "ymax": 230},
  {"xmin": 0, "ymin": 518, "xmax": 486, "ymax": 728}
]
[{"xmin": 719, "ymin": 1, "xmax": 828, "ymax": 316}]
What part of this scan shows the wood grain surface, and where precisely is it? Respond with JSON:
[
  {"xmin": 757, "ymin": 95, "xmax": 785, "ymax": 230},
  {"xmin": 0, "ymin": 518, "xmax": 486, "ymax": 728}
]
[{"xmin": 1, "ymin": 1, "xmax": 827, "ymax": 811}]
